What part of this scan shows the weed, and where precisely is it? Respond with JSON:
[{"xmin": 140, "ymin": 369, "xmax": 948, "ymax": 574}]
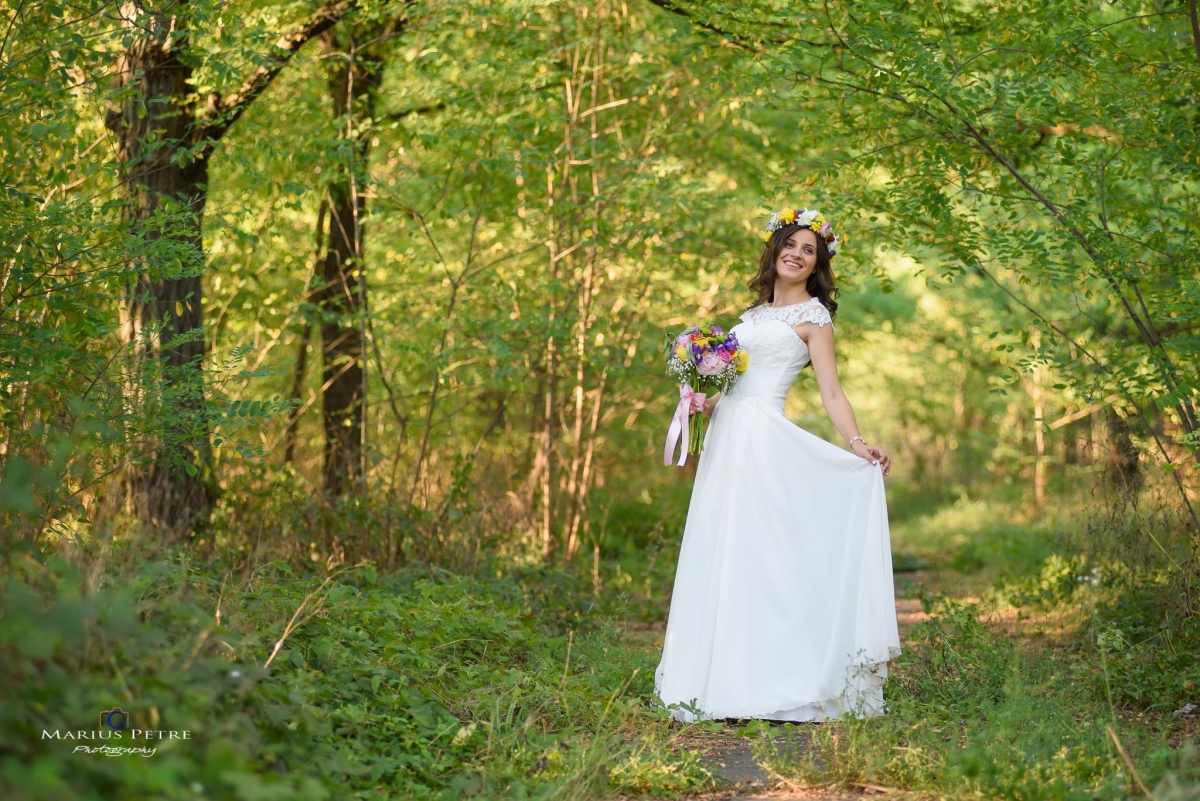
[{"xmin": 0, "ymin": 549, "xmax": 711, "ymax": 800}]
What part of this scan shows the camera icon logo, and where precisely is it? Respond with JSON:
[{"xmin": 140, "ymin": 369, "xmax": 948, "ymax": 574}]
[{"xmin": 100, "ymin": 707, "xmax": 130, "ymax": 730}]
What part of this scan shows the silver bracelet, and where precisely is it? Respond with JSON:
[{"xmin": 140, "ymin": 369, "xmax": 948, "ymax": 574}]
[{"xmin": 848, "ymin": 436, "xmax": 866, "ymax": 448}]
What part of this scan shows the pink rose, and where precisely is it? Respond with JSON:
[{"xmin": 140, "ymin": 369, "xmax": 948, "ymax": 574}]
[
  {"xmin": 697, "ymin": 352, "xmax": 725, "ymax": 376},
  {"xmin": 718, "ymin": 349, "xmax": 733, "ymax": 363},
  {"xmin": 819, "ymin": 222, "xmax": 832, "ymax": 238}
]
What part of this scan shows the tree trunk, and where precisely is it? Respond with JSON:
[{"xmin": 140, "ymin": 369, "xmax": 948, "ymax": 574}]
[
  {"xmin": 1030, "ymin": 328, "xmax": 1046, "ymax": 508},
  {"xmin": 112, "ymin": 17, "xmax": 214, "ymax": 533},
  {"xmin": 283, "ymin": 319, "xmax": 313, "ymax": 465},
  {"xmin": 284, "ymin": 201, "xmax": 327, "ymax": 466},
  {"xmin": 1106, "ymin": 409, "xmax": 1142, "ymax": 493},
  {"xmin": 106, "ymin": 0, "xmax": 360, "ymax": 532},
  {"xmin": 318, "ymin": 177, "xmax": 366, "ymax": 495},
  {"xmin": 316, "ymin": 27, "xmax": 388, "ymax": 496}
]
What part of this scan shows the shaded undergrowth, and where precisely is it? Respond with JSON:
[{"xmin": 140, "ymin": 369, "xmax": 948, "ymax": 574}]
[
  {"xmin": 0, "ymin": 547, "xmax": 714, "ymax": 800},
  {"xmin": 752, "ymin": 577, "xmax": 1200, "ymax": 800},
  {"xmin": 5, "ymin": 488, "xmax": 1199, "ymax": 800}
]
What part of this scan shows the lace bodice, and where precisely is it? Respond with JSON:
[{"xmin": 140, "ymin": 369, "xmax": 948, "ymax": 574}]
[
  {"xmin": 738, "ymin": 298, "xmax": 834, "ymax": 330},
  {"xmin": 722, "ymin": 298, "xmax": 833, "ymax": 414}
]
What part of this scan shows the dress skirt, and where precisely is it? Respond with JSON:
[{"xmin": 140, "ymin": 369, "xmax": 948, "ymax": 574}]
[{"xmin": 654, "ymin": 393, "xmax": 902, "ymax": 722}]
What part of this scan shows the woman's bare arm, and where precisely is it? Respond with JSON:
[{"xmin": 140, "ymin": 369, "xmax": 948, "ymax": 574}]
[{"xmin": 800, "ymin": 322, "xmax": 890, "ymax": 474}]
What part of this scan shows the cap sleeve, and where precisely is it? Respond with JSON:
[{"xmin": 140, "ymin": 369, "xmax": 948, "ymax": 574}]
[{"xmin": 789, "ymin": 301, "xmax": 834, "ymax": 330}]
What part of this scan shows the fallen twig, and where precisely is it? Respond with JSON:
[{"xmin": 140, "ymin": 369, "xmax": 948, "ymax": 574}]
[
  {"xmin": 263, "ymin": 565, "xmax": 352, "ymax": 669},
  {"xmin": 559, "ymin": 630, "xmax": 575, "ymax": 690},
  {"xmin": 1106, "ymin": 724, "xmax": 1151, "ymax": 797}
]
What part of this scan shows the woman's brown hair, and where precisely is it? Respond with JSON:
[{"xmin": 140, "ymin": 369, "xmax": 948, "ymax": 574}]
[{"xmin": 746, "ymin": 225, "xmax": 839, "ymax": 318}]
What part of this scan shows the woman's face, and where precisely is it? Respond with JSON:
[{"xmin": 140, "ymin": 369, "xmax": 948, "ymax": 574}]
[{"xmin": 774, "ymin": 227, "xmax": 818, "ymax": 285}]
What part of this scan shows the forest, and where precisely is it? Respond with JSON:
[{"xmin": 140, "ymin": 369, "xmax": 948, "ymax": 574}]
[{"xmin": 2, "ymin": 0, "xmax": 1199, "ymax": 798}]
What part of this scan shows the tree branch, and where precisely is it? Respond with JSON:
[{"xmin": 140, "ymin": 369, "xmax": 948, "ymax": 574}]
[
  {"xmin": 641, "ymin": 0, "xmax": 828, "ymax": 52},
  {"xmin": 1189, "ymin": 0, "xmax": 1200, "ymax": 70},
  {"xmin": 642, "ymin": 0, "xmax": 750, "ymax": 51},
  {"xmin": 199, "ymin": 0, "xmax": 360, "ymax": 148},
  {"xmin": 975, "ymin": 263, "xmax": 1200, "ymax": 536},
  {"xmin": 381, "ymin": 101, "xmax": 446, "ymax": 123}
]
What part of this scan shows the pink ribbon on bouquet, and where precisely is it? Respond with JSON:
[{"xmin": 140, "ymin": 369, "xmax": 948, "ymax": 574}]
[{"xmin": 663, "ymin": 385, "xmax": 706, "ymax": 467}]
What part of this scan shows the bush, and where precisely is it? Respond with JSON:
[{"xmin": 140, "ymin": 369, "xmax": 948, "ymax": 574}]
[
  {"xmin": 897, "ymin": 594, "xmax": 1016, "ymax": 712},
  {"xmin": 0, "ymin": 548, "xmax": 708, "ymax": 800}
]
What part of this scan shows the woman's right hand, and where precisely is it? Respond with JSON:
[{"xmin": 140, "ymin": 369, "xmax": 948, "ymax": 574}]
[
  {"xmin": 851, "ymin": 439, "xmax": 891, "ymax": 476},
  {"xmin": 703, "ymin": 391, "xmax": 722, "ymax": 417}
]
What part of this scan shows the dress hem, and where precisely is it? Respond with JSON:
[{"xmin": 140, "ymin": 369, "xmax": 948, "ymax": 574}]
[{"xmin": 655, "ymin": 645, "xmax": 902, "ymax": 724}]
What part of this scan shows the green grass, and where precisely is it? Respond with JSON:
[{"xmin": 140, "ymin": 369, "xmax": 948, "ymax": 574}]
[
  {"xmin": 892, "ymin": 495, "xmax": 1056, "ymax": 570},
  {"xmin": 0, "ymin": 551, "xmax": 714, "ymax": 800},
  {"xmin": 5, "ymin": 490, "xmax": 1199, "ymax": 800},
  {"xmin": 744, "ymin": 486, "xmax": 1200, "ymax": 801},
  {"xmin": 750, "ymin": 593, "xmax": 1200, "ymax": 799}
]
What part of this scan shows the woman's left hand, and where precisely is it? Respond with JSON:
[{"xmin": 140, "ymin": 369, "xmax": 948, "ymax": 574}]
[{"xmin": 851, "ymin": 440, "xmax": 891, "ymax": 476}]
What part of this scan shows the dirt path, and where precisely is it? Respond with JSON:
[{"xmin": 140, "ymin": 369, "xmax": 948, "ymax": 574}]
[{"xmin": 643, "ymin": 707, "xmax": 901, "ymax": 800}]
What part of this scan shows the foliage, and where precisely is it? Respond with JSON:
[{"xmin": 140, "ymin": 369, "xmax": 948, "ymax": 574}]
[
  {"xmin": 757, "ymin": 590, "xmax": 1200, "ymax": 800},
  {"xmin": 664, "ymin": 0, "xmax": 1200, "ymax": 554},
  {"xmin": 0, "ymin": 547, "xmax": 712, "ymax": 800},
  {"xmin": 6, "ymin": 0, "xmax": 1193, "ymax": 568},
  {"xmin": 901, "ymin": 594, "xmax": 1015, "ymax": 710},
  {"xmin": 673, "ymin": 0, "xmax": 1200, "ymax": 440}
]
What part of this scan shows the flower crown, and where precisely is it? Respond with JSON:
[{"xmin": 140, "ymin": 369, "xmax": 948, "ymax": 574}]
[{"xmin": 762, "ymin": 207, "xmax": 840, "ymax": 257}]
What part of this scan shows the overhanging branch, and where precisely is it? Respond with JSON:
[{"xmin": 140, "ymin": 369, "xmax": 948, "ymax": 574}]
[
  {"xmin": 641, "ymin": 0, "xmax": 835, "ymax": 52},
  {"xmin": 975, "ymin": 263, "xmax": 1200, "ymax": 535},
  {"xmin": 199, "ymin": 0, "xmax": 360, "ymax": 148}
]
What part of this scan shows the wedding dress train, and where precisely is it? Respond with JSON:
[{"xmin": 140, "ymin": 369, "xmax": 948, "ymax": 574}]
[{"xmin": 655, "ymin": 297, "xmax": 901, "ymax": 722}]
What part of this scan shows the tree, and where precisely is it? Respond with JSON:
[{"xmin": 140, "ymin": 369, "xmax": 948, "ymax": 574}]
[
  {"xmin": 104, "ymin": 0, "xmax": 362, "ymax": 531},
  {"xmin": 314, "ymin": 19, "xmax": 406, "ymax": 495}
]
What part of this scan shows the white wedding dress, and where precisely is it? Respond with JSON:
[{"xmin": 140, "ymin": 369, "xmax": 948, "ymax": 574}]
[{"xmin": 655, "ymin": 297, "xmax": 901, "ymax": 723}]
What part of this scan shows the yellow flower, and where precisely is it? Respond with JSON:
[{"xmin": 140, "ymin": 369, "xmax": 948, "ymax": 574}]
[
  {"xmin": 780, "ymin": 209, "xmax": 796, "ymax": 224},
  {"xmin": 675, "ymin": 345, "xmax": 689, "ymax": 362},
  {"xmin": 735, "ymin": 350, "xmax": 749, "ymax": 373}
]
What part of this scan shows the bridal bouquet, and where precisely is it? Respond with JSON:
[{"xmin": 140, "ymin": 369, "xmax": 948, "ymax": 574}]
[{"xmin": 663, "ymin": 323, "xmax": 748, "ymax": 466}]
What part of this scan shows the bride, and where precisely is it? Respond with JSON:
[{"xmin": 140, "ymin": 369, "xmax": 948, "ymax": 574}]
[{"xmin": 654, "ymin": 208, "xmax": 901, "ymax": 723}]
